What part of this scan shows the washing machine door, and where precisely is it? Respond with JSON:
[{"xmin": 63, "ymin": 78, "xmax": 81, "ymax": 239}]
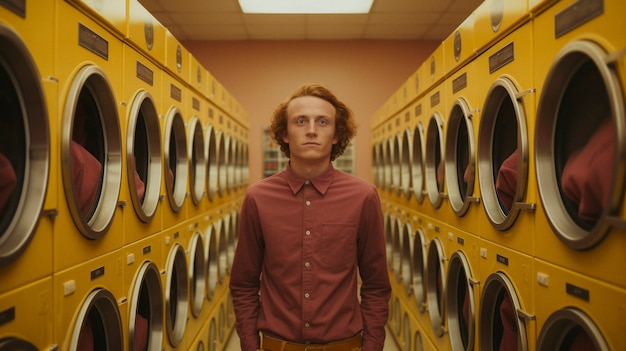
[
  {"xmin": 0, "ymin": 25, "xmax": 49, "ymax": 265},
  {"xmin": 537, "ymin": 308, "xmax": 609, "ymax": 351},
  {"xmin": 535, "ymin": 40, "xmax": 626, "ymax": 250}
]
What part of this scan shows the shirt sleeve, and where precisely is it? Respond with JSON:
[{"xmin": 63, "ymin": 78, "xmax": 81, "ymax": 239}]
[
  {"xmin": 229, "ymin": 192, "xmax": 264, "ymax": 351},
  {"xmin": 357, "ymin": 188, "xmax": 391, "ymax": 351}
]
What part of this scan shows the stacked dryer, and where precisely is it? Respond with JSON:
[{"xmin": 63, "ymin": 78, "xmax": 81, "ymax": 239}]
[
  {"xmin": 373, "ymin": 0, "xmax": 626, "ymax": 350},
  {"xmin": 0, "ymin": 0, "xmax": 250, "ymax": 350}
]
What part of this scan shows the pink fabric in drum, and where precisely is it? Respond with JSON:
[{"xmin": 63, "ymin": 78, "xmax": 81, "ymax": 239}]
[
  {"xmin": 496, "ymin": 150, "xmax": 518, "ymax": 210},
  {"xmin": 71, "ymin": 140, "xmax": 102, "ymax": 217},
  {"xmin": 561, "ymin": 119, "xmax": 614, "ymax": 223},
  {"xmin": 134, "ymin": 313, "xmax": 149, "ymax": 351},
  {"xmin": 0, "ymin": 153, "xmax": 16, "ymax": 216},
  {"xmin": 499, "ymin": 294, "xmax": 518, "ymax": 351}
]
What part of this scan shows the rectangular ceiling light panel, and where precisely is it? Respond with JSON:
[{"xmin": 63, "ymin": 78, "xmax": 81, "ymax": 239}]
[{"xmin": 239, "ymin": 0, "xmax": 374, "ymax": 14}]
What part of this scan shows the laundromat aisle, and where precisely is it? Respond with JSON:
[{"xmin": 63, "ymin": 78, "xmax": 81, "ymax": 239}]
[{"xmin": 224, "ymin": 327, "xmax": 402, "ymax": 350}]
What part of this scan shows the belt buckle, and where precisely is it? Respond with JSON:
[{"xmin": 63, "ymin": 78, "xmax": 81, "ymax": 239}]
[{"xmin": 304, "ymin": 346, "xmax": 324, "ymax": 351}]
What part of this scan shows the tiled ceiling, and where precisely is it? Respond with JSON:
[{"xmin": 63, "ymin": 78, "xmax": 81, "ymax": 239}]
[{"xmin": 138, "ymin": 0, "xmax": 483, "ymax": 41}]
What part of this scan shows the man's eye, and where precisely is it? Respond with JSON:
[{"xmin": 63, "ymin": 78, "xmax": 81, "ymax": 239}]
[
  {"xmin": 296, "ymin": 119, "xmax": 305, "ymax": 125},
  {"xmin": 318, "ymin": 119, "xmax": 327, "ymax": 125}
]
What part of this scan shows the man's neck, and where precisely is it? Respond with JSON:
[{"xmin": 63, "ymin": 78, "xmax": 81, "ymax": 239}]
[{"xmin": 289, "ymin": 158, "xmax": 331, "ymax": 180}]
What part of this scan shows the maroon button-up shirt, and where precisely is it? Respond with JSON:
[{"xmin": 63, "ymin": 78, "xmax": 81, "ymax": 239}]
[{"xmin": 230, "ymin": 164, "xmax": 391, "ymax": 351}]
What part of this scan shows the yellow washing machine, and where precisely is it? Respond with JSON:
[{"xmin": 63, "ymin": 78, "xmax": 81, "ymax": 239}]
[
  {"xmin": 205, "ymin": 122, "xmax": 220, "ymax": 206},
  {"xmin": 408, "ymin": 102, "xmax": 428, "ymax": 214},
  {"xmin": 0, "ymin": 2, "xmax": 56, "ymax": 294},
  {"xmin": 399, "ymin": 305, "xmax": 436, "ymax": 351},
  {"xmin": 188, "ymin": 112, "xmax": 208, "ymax": 219},
  {"xmin": 422, "ymin": 216, "xmax": 451, "ymax": 351},
  {"xmin": 161, "ymin": 222, "xmax": 191, "ymax": 351},
  {"xmin": 534, "ymin": 259, "xmax": 626, "ymax": 350},
  {"xmin": 215, "ymin": 213, "xmax": 230, "ymax": 288},
  {"xmin": 122, "ymin": 232, "xmax": 164, "ymax": 351},
  {"xmin": 478, "ymin": 238, "xmax": 536, "ymax": 351},
  {"xmin": 65, "ymin": 0, "xmax": 127, "ymax": 39},
  {"xmin": 216, "ymin": 130, "xmax": 231, "ymax": 201},
  {"xmin": 127, "ymin": 0, "xmax": 167, "ymax": 67},
  {"xmin": 444, "ymin": 61, "xmax": 481, "ymax": 237},
  {"xmin": 185, "ymin": 217, "xmax": 209, "ymax": 350},
  {"xmin": 475, "ymin": 22, "xmax": 537, "ymax": 257},
  {"xmin": 406, "ymin": 213, "xmax": 431, "ymax": 333},
  {"xmin": 399, "ymin": 217, "xmax": 415, "ymax": 300},
  {"xmin": 202, "ymin": 213, "xmax": 221, "ymax": 303},
  {"xmin": 444, "ymin": 228, "xmax": 481, "ymax": 351},
  {"xmin": 533, "ymin": 0, "xmax": 626, "ymax": 290},
  {"xmin": 390, "ymin": 215, "xmax": 404, "ymax": 286},
  {"xmin": 397, "ymin": 125, "xmax": 413, "ymax": 204},
  {"xmin": 0, "ymin": 277, "xmax": 53, "ymax": 350},
  {"xmin": 53, "ymin": 249, "xmax": 125, "ymax": 351},
  {"xmin": 123, "ymin": 43, "xmax": 164, "ymax": 245},
  {"xmin": 473, "ymin": 0, "xmax": 529, "ymax": 55},
  {"xmin": 161, "ymin": 71, "xmax": 190, "ymax": 232},
  {"xmin": 55, "ymin": 0, "xmax": 125, "ymax": 272},
  {"xmin": 422, "ymin": 84, "xmax": 449, "ymax": 222}
]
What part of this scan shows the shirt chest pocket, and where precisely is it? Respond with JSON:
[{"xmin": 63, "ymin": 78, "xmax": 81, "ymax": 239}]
[{"xmin": 319, "ymin": 223, "xmax": 357, "ymax": 271}]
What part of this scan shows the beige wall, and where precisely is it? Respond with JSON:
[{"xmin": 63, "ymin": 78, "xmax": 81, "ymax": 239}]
[{"xmin": 183, "ymin": 40, "xmax": 438, "ymax": 184}]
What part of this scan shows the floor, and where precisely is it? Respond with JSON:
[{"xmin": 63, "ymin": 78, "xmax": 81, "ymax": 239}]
[{"xmin": 224, "ymin": 326, "xmax": 401, "ymax": 350}]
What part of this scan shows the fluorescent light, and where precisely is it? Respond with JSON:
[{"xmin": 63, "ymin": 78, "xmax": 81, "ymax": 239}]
[{"xmin": 239, "ymin": 0, "xmax": 374, "ymax": 14}]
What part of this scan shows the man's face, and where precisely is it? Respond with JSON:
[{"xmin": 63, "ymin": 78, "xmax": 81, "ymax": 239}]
[{"xmin": 283, "ymin": 95, "xmax": 337, "ymax": 164}]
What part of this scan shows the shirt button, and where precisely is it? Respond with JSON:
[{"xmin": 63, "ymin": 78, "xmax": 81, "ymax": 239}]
[
  {"xmin": 305, "ymin": 323, "xmax": 310, "ymax": 328},
  {"xmin": 306, "ymin": 200, "xmax": 311, "ymax": 206},
  {"xmin": 305, "ymin": 180, "xmax": 310, "ymax": 184},
  {"xmin": 304, "ymin": 262, "xmax": 310, "ymax": 268},
  {"xmin": 305, "ymin": 230, "xmax": 311, "ymax": 235},
  {"xmin": 304, "ymin": 293, "xmax": 310, "ymax": 298}
]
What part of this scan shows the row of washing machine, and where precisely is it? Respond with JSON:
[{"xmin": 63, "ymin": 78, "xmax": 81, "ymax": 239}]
[
  {"xmin": 371, "ymin": 0, "xmax": 626, "ymax": 349},
  {"xmin": 0, "ymin": 0, "xmax": 248, "ymax": 349},
  {"xmin": 0, "ymin": 210, "xmax": 238, "ymax": 351},
  {"xmin": 383, "ymin": 204, "xmax": 626, "ymax": 351}
]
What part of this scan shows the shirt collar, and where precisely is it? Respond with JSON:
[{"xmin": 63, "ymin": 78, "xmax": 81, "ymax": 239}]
[{"xmin": 284, "ymin": 162, "xmax": 335, "ymax": 195}]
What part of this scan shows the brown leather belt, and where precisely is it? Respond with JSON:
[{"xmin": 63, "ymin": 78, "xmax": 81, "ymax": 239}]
[{"xmin": 262, "ymin": 334, "xmax": 362, "ymax": 351}]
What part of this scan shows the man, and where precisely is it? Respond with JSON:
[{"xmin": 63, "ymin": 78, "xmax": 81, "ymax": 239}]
[{"xmin": 230, "ymin": 84, "xmax": 391, "ymax": 351}]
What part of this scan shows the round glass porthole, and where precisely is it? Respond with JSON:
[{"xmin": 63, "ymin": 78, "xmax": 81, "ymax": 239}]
[
  {"xmin": 400, "ymin": 128, "xmax": 412, "ymax": 199},
  {"xmin": 165, "ymin": 243, "xmax": 188, "ymax": 347},
  {"xmin": 71, "ymin": 289, "xmax": 124, "ymax": 351},
  {"xmin": 446, "ymin": 251, "xmax": 476, "ymax": 351},
  {"xmin": 412, "ymin": 123, "xmax": 426, "ymax": 203},
  {"xmin": 188, "ymin": 117, "xmax": 206, "ymax": 206},
  {"xmin": 478, "ymin": 77, "xmax": 530, "ymax": 231},
  {"xmin": 205, "ymin": 125, "xmax": 218, "ymax": 201},
  {"xmin": 205, "ymin": 222, "xmax": 219, "ymax": 300},
  {"xmin": 535, "ymin": 40, "xmax": 625, "ymax": 250},
  {"xmin": 217, "ymin": 132, "xmax": 228, "ymax": 197},
  {"xmin": 537, "ymin": 308, "xmax": 608, "ymax": 351},
  {"xmin": 127, "ymin": 90, "xmax": 162, "ymax": 223},
  {"xmin": 426, "ymin": 237, "xmax": 446, "ymax": 337},
  {"xmin": 189, "ymin": 231, "xmax": 206, "ymax": 318},
  {"xmin": 62, "ymin": 65, "xmax": 122, "ymax": 239},
  {"xmin": 446, "ymin": 98, "xmax": 477, "ymax": 217},
  {"xmin": 0, "ymin": 25, "xmax": 49, "ymax": 264},
  {"xmin": 425, "ymin": 113, "xmax": 445, "ymax": 209},
  {"xmin": 163, "ymin": 108, "xmax": 188, "ymax": 213},
  {"xmin": 479, "ymin": 272, "xmax": 529, "ymax": 351},
  {"xmin": 128, "ymin": 261, "xmax": 163, "ymax": 351},
  {"xmin": 412, "ymin": 227, "xmax": 428, "ymax": 314},
  {"xmin": 400, "ymin": 222, "xmax": 413, "ymax": 295}
]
